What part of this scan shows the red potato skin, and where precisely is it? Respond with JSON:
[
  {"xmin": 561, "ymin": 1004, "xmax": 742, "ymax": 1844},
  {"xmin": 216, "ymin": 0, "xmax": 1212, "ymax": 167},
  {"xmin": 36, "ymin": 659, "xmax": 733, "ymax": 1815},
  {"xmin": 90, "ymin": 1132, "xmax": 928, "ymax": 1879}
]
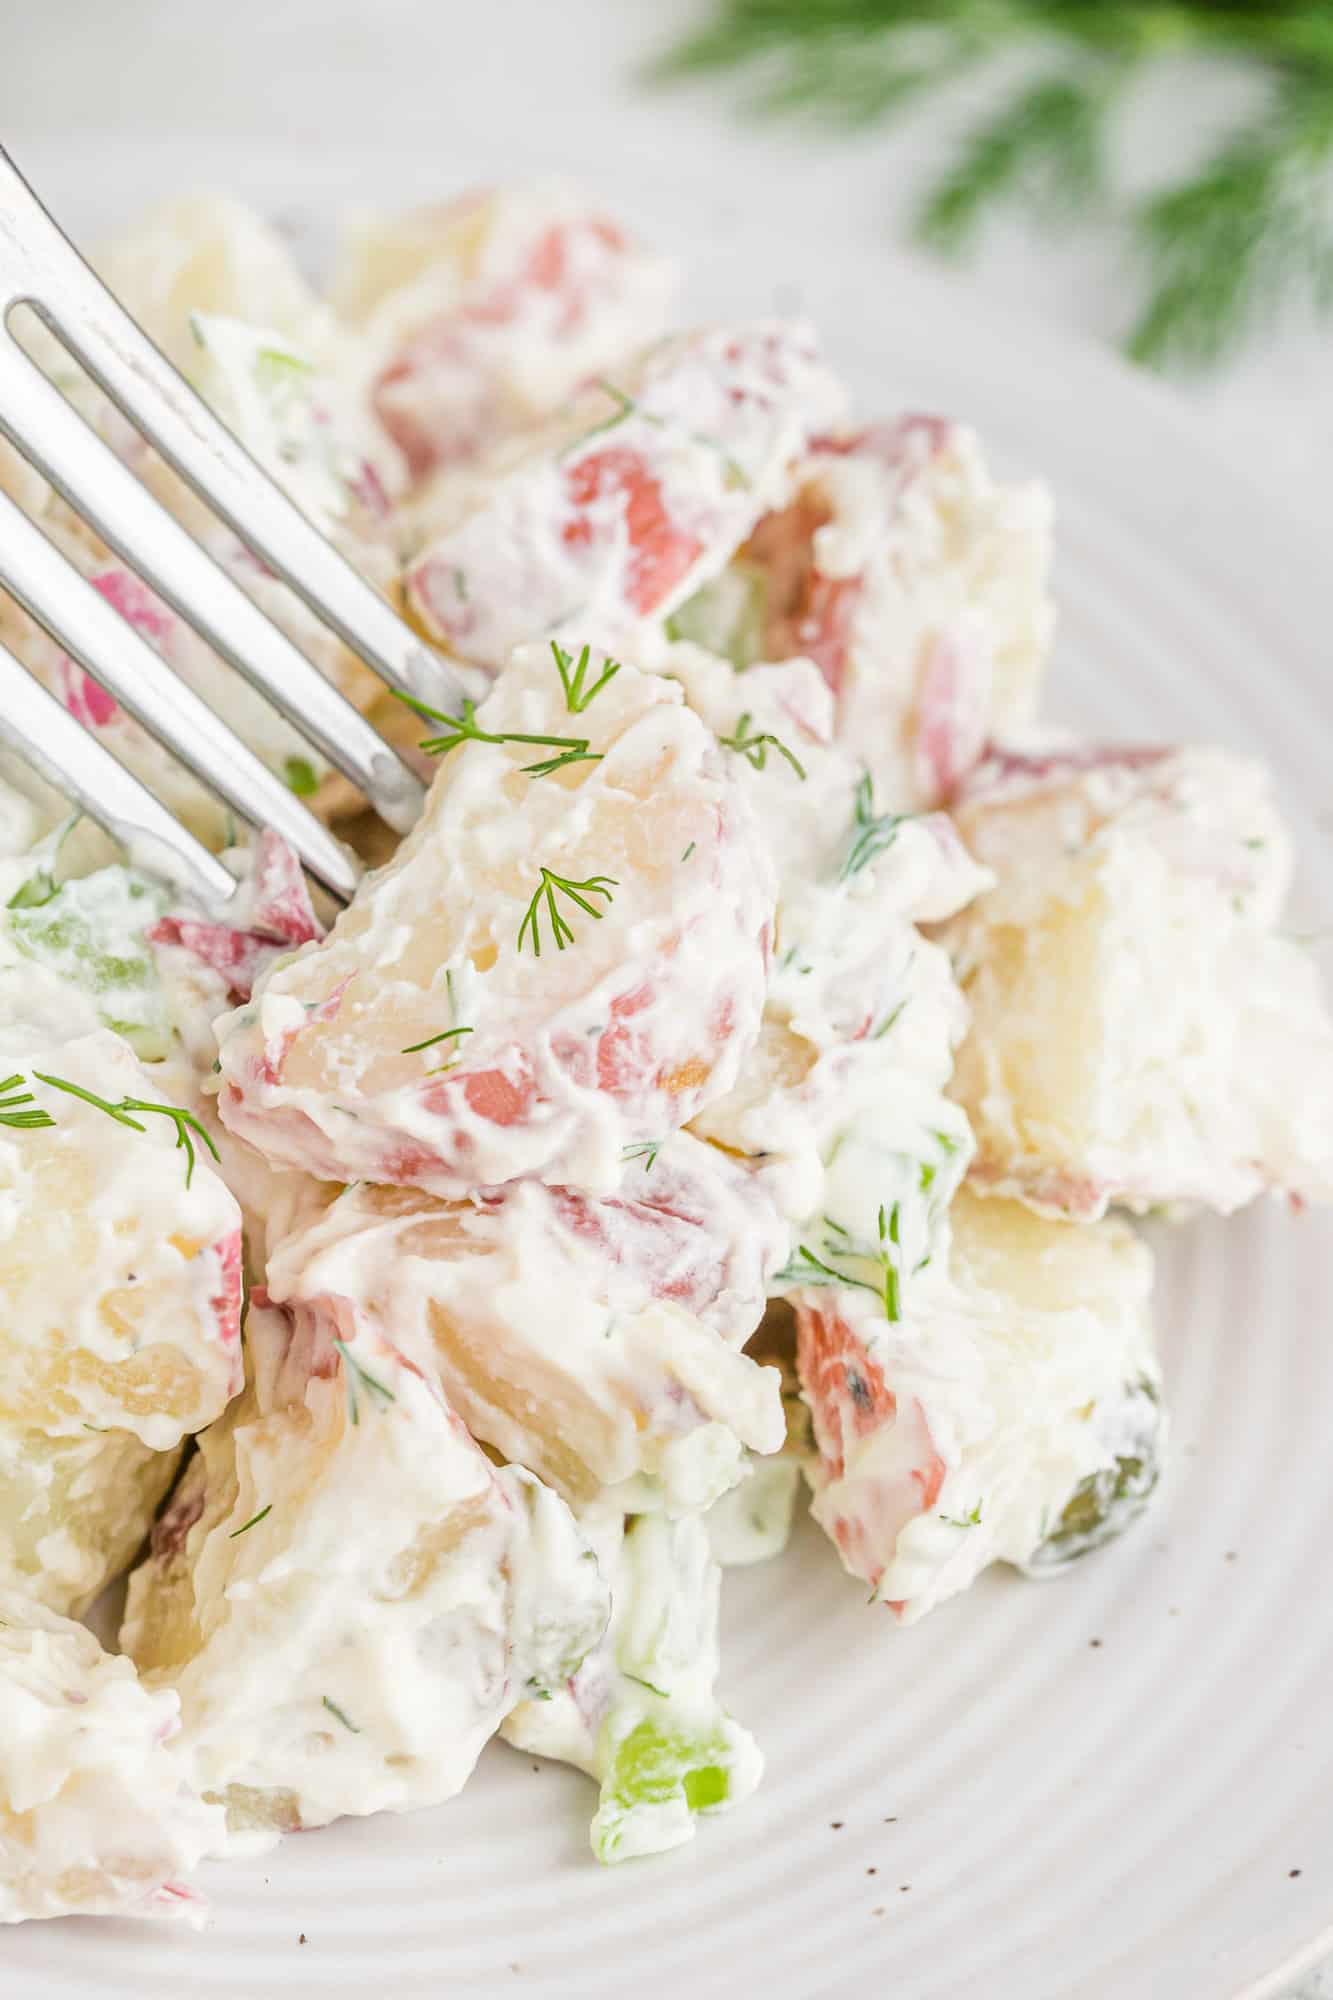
[
  {"xmin": 372, "ymin": 214, "xmax": 633, "ymax": 479},
  {"xmin": 562, "ymin": 448, "xmax": 704, "ymax": 616},
  {"xmin": 796, "ymin": 1301, "xmax": 945, "ymax": 1609}
]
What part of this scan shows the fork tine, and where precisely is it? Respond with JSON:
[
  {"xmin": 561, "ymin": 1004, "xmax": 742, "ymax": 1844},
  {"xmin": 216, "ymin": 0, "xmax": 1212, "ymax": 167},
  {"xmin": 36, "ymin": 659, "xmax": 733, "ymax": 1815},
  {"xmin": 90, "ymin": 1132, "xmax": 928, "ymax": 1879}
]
[
  {"xmin": 0, "ymin": 147, "xmax": 457, "ymax": 712},
  {"xmin": 0, "ymin": 640, "xmax": 238, "ymax": 906},
  {"xmin": 0, "ymin": 484, "xmax": 362, "ymax": 902},
  {"xmin": 0, "ymin": 333, "xmax": 426, "ymax": 837}
]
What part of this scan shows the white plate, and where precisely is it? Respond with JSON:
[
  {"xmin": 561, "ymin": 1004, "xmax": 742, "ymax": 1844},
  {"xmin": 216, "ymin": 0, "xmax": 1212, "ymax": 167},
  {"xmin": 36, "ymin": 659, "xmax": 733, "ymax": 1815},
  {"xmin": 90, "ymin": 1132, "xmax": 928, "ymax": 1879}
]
[{"xmin": 7, "ymin": 133, "xmax": 1333, "ymax": 2000}]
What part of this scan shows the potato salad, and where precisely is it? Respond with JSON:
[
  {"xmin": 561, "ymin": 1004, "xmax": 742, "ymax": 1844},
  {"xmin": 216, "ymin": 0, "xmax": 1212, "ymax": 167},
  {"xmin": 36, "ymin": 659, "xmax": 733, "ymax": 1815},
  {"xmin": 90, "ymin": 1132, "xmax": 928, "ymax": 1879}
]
[{"xmin": 0, "ymin": 181, "xmax": 1330, "ymax": 1926}]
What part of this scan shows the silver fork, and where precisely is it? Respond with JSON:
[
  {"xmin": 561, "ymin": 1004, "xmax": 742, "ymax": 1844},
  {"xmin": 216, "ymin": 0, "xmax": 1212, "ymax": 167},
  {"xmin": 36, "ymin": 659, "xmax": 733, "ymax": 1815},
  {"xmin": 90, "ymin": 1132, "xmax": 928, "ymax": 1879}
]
[{"xmin": 0, "ymin": 147, "xmax": 461, "ymax": 907}]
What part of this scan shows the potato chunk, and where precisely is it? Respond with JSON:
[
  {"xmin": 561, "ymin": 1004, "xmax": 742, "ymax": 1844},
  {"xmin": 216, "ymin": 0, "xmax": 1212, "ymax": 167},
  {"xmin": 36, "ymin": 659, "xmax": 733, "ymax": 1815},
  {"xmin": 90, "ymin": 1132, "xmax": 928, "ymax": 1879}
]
[
  {"xmin": 0, "ymin": 1586, "xmax": 221, "ymax": 1926},
  {"xmin": 266, "ymin": 1133, "xmax": 786, "ymax": 1512},
  {"xmin": 333, "ymin": 184, "xmax": 677, "ymax": 479},
  {"xmin": 217, "ymin": 647, "xmax": 775, "ymax": 1197},
  {"xmin": 674, "ymin": 416, "xmax": 1053, "ymax": 806},
  {"xmin": 122, "ymin": 1302, "xmax": 609, "ymax": 1838},
  {"xmin": 0, "ymin": 1425, "xmax": 178, "ymax": 1619},
  {"xmin": 941, "ymin": 744, "xmax": 1333, "ymax": 1218},
  {"xmin": 0, "ymin": 1030, "xmax": 241, "ymax": 1450},
  {"xmin": 794, "ymin": 1187, "xmax": 1162, "ymax": 1623},
  {"xmin": 405, "ymin": 322, "xmax": 846, "ymax": 669}
]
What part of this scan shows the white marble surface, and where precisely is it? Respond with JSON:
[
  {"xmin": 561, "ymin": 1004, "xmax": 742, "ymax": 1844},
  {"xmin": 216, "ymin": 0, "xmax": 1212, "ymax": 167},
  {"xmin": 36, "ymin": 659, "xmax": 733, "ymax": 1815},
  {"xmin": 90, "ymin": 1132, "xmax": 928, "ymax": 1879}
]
[{"xmin": 1, "ymin": 3, "xmax": 1329, "ymax": 1992}]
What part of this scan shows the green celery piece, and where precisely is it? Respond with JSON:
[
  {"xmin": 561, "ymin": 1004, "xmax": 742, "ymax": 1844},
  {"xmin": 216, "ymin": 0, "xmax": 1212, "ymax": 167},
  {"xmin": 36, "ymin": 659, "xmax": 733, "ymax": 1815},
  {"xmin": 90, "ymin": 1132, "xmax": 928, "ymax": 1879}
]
[
  {"xmin": 591, "ymin": 1716, "xmax": 733, "ymax": 1862},
  {"xmin": 8, "ymin": 866, "xmax": 171, "ymax": 1059},
  {"xmin": 665, "ymin": 562, "xmax": 768, "ymax": 670}
]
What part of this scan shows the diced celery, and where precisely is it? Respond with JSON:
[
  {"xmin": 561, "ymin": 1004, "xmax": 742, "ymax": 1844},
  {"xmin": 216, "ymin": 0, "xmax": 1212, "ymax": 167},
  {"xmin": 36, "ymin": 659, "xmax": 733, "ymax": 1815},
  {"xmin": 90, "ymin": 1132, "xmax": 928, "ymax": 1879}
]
[
  {"xmin": 666, "ymin": 562, "xmax": 768, "ymax": 671},
  {"xmin": 591, "ymin": 1714, "xmax": 741, "ymax": 1862},
  {"xmin": 8, "ymin": 866, "xmax": 171, "ymax": 1060}
]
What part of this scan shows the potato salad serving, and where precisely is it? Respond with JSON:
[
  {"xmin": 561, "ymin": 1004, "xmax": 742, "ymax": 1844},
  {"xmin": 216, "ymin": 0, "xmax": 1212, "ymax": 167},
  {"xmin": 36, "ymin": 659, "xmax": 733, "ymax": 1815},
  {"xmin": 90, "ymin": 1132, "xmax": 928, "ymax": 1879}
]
[{"xmin": 0, "ymin": 178, "xmax": 1330, "ymax": 1928}]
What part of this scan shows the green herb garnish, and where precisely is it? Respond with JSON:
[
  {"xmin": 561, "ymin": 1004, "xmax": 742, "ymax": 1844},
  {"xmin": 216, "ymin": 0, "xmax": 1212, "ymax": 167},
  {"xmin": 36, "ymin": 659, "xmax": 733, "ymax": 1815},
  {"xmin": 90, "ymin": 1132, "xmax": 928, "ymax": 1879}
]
[
  {"xmin": 775, "ymin": 1202, "xmax": 905, "ymax": 1323},
  {"xmin": 321, "ymin": 1696, "xmax": 361, "ymax": 1734},
  {"xmin": 331, "ymin": 1337, "xmax": 397, "ymax": 1426},
  {"xmin": 31, "ymin": 1073, "xmax": 219, "ymax": 1186},
  {"xmin": 284, "ymin": 755, "xmax": 320, "ymax": 797},
  {"xmin": 391, "ymin": 690, "xmax": 599, "ymax": 777},
  {"xmin": 550, "ymin": 639, "xmax": 623, "ymax": 714},
  {"xmin": 401, "ymin": 1024, "xmax": 473, "ymax": 1056},
  {"xmin": 622, "ymin": 1140, "xmax": 663, "ymax": 1171},
  {"xmin": 559, "ymin": 379, "xmax": 640, "ymax": 458},
  {"xmin": 517, "ymin": 867, "xmax": 618, "ymax": 957},
  {"xmin": 229, "ymin": 1504, "xmax": 273, "ymax": 1540},
  {"xmin": 0, "ymin": 1073, "xmax": 56, "ymax": 1131},
  {"xmin": 941, "ymin": 1502, "xmax": 984, "ymax": 1529},
  {"xmin": 653, "ymin": 2, "xmax": 1333, "ymax": 374},
  {"xmin": 841, "ymin": 772, "xmax": 910, "ymax": 880},
  {"xmin": 718, "ymin": 712, "xmax": 807, "ymax": 779}
]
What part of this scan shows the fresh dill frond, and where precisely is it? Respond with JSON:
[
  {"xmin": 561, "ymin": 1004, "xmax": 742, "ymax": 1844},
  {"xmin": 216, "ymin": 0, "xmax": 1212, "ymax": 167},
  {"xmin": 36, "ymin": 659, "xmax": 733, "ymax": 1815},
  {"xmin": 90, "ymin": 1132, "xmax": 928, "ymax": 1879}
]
[
  {"xmin": 32, "ymin": 1073, "xmax": 219, "ymax": 1186},
  {"xmin": 622, "ymin": 1139, "xmax": 663, "ymax": 1170},
  {"xmin": 775, "ymin": 1200, "xmax": 907, "ymax": 1323},
  {"xmin": 916, "ymin": 69, "xmax": 1121, "ymax": 255},
  {"xmin": 652, "ymin": 1, "xmax": 1333, "ymax": 371},
  {"xmin": 558, "ymin": 380, "xmax": 640, "ymax": 458},
  {"xmin": 0, "ymin": 1072, "xmax": 56, "ymax": 1131},
  {"xmin": 391, "ymin": 689, "xmax": 598, "ymax": 774},
  {"xmin": 331, "ymin": 1337, "xmax": 397, "ymax": 1427},
  {"xmin": 550, "ymin": 640, "xmax": 623, "ymax": 714},
  {"xmin": 719, "ymin": 711, "xmax": 807, "ymax": 779},
  {"xmin": 772, "ymin": 1242, "xmax": 881, "ymax": 1297},
  {"xmin": 841, "ymin": 772, "xmax": 911, "ymax": 880},
  {"xmin": 401, "ymin": 1025, "xmax": 473, "ymax": 1055},
  {"xmin": 941, "ymin": 1501, "xmax": 984, "ymax": 1528},
  {"xmin": 321, "ymin": 1695, "xmax": 362, "ymax": 1734},
  {"xmin": 1127, "ymin": 69, "xmax": 1333, "ymax": 370},
  {"xmin": 229, "ymin": 1504, "xmax": 273, "ymax": 1539},
  {"xmin": 517, "ymin": 867, "xmax": 619, "ymax": 956}
]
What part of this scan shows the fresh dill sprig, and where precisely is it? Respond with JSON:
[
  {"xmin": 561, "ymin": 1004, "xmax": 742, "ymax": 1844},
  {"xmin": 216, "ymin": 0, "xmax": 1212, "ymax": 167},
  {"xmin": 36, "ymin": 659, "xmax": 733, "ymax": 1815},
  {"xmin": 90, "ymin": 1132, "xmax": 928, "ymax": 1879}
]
[
  {"xmin": 550, "ymin": 639, "xmax": 623, "ymax": 714},
  {"xmin": 229, "ymin": 1504, "xmax": 273, "ymax": 1539},
  {"xmin": 941, "ymin": 1501, "xmax": 984, "ymax": 1529},
  {"xmin": 31, "ymin": 1073, "xmax": 219, "ymax": 1186},
  {"xmin": 772, "ymin": 1242, "xmax": 880, "ymax": 1296},
  {"xmin": 774, "ymin": 1201, "xmax": 906, "ymax": 1322},
  {"xmin": 840, "ymin": 772, "xmax": 910, "ymax": 880},
  {"xmin": 916, "ymin": 69, "xmax": 1122, "ymax": 256},
  {"xmin": 401, "ymin": 1024, "xmax": 473, "ymax": 1055},
  {"xmin": 322, "ymin": 1696, "xmax": 362, "ymax": 1734},
  {"xmin": 718, "ymin": 712, "xmax": 807, "ymax": 779},
  {"xmin": 622, "ymin": 1139, "xmax": 663, "ymax": 1171},
  {"xmin": 877, "ymin": 1200, "xmax": 902, "ymax": 1323},
  {"xmin": 559, "ymin": 378, "xmax": 640, "ymax": 458},
  {"xmin": 0, "ymin": 1073, "xmax": 56, "ymax": 1131},
  {"xmin": 517, "ymin": 867, "xmax": 618, "ymax": 956},
  {"xmin": 391, "ymin": 689, "xmax": 599, "ymax": 777},
  {"xmin": 1127, "ymin": 68, "xmax": 1333, "ymax": 370},
  {"xmin": 331, "ymin": 1337, "xmax": 397, "ymax": 1427},
  {"xmin": 652, "ymin": 1, "xmax": 1333, "ymax": 371}
]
